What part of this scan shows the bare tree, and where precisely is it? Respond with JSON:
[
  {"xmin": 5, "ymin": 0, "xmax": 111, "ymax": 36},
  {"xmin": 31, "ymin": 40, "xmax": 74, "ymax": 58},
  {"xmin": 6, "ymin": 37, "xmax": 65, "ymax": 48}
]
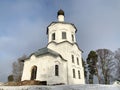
[
  {"xmin": 82, "ymin": 58, "xmax": 88, "ymax": 83},
  {"xmin": 114, "ymin": 48, "xmax": 120, "ymax": 81},
  {"xmin": 96, "ymin": 49, "xmax": 114, "ymax": 84},
  {"xmin": 12, "ymin": 55, "xmax": 27, "ymax": 82}
]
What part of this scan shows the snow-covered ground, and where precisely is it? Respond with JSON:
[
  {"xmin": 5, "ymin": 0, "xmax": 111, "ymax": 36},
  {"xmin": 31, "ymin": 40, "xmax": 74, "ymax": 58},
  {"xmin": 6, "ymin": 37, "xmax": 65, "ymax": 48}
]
[
  {"xmin": 0, "ymin": 84, "xmax": 120, "ymax": 90},
  {"xmin": 0, "ymin": 82, "xmax": 4, "ymax": 86}
]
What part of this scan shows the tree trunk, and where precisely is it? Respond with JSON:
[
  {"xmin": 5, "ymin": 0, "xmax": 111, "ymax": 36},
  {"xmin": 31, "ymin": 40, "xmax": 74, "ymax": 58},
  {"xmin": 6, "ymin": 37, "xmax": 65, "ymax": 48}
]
[{"xmin": 96, "ymin": 66, "xmax": 101, "ymax": 84}]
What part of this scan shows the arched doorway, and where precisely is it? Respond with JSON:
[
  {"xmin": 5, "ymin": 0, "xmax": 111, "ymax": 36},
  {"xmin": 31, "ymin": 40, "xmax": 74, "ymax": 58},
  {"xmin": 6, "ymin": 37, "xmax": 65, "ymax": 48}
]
[{"xmin": 31, "ymin": 66, "xmax": 37, "ymax": 80}]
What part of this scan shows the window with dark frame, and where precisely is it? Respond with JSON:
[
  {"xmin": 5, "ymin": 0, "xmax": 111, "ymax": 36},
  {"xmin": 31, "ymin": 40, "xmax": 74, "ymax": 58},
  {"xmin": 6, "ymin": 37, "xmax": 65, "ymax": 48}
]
[
  {"xmin": 55, "ymin": 65, "xmax": 59, "ymax": 76},
  {"xmin": 62, "ymin": 32, "xmax": 66, "ymax": 39},
  {"xmin": 73, "ymin": 69, "xmax": 76, "ymax": 78},
  {"xmin": 72, "ymin": 55, "xmax": 74, "ymax": 63},
  {"xmin": 77, "ymin": 57, "xmax": 79, "ymax": 65},
  {"xmin": 52, "ymin": 33, "xmax": 55, "ymax": 40},
  {"xmin": 78, "ymin": 70, "xmax": 81, "ymax": 79}
]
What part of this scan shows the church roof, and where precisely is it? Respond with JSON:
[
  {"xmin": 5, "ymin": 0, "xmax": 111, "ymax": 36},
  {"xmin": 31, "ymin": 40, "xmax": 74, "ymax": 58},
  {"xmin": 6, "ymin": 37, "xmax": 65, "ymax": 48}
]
[
  {"xmin": 21, "ymin": 47, "xmax": 67, "ymax": 62},
  {"xmin": 47, "ymin": 41, "xmax": 83, "ymax": 53},
  {"xmin": 46, "ymin": 22, "xmax": 77, "ymax": 34},
  {"xmin": 33, "ymin": 47, "xmax": 60, "ymax": 57}
]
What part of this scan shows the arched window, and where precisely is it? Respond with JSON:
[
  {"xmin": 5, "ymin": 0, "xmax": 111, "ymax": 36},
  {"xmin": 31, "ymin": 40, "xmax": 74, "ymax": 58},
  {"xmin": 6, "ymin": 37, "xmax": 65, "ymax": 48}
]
[
  {"xmin": 73, "ymin": 69, "xmax": 76, "ymax": 78},
  {"xmin": 55, "ymin": 65, "xmax": 59, "ymax": 76},
  {"xmin": 31, "ymin": 66, "xmax": 37, "ymax": 80},
  {"xmin": 72, "ymin": 55, "xmax": 74, "ymax": 63},
  {"xmin": 78, "ymin": 70, "xmax": 81, "ymax": 79},
  {"xmin": 77, "ymin": 57, "xmax": 79, "ymax": 65}
]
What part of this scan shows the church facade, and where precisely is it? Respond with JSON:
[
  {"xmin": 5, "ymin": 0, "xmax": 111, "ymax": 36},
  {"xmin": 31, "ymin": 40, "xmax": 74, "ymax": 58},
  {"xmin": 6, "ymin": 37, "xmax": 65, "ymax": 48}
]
[{"xmin": 21, "ymin": 10, "xmax": 85, "ymax": 85}]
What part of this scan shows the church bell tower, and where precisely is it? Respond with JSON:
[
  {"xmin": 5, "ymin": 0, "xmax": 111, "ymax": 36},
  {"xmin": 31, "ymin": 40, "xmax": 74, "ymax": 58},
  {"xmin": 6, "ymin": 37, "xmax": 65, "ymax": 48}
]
[
  {"xmin": 47, "ymin": 9, "xmax": 77, "ymax": 44},
  {"xmin": 47, "ymin": 9, "xmax": 85, "ymax": 84}
]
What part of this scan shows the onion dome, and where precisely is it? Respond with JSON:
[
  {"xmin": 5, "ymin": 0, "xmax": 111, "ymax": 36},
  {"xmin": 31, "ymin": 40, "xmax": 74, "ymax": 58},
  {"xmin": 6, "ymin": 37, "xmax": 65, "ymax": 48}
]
[{"xmin": 57, "ymin": 9, "xmax": 64, "ymax": 16}]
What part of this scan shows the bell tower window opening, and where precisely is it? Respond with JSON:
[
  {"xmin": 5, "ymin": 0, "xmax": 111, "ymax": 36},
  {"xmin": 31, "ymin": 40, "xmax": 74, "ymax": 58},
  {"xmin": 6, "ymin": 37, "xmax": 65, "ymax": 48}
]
[
  {"xmin": 55, "ymin": 65, "xmax": 59, "ymax": 76},
  {"xmin": 52, "ymin": 33, "xmax": 55, "ymax": 40},
  {"xmin": 62, "ymin": 32, "xmax": 66, "ymax": 39},
  {"xmin": 72, "ymin": 34, "xmax": 74, "ymax": 42},
  {"xmin": 73, "ymin": 69, "xmax": 76, "ymax": 78}
]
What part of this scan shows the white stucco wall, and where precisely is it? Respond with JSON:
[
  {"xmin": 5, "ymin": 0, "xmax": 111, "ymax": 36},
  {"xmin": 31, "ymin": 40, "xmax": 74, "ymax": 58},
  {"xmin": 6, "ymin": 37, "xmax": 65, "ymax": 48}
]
[
  {"xmin": 47, "ymin": 21, "xmax": 85, "ymax": 85},
  {"xmin": 47, "ymin": 42, "xmax": 85, "ymax": 84},
  {"xmin": 58, "ymin": 15, "xmax": 64, "ymax": 22},
  {"xmin": 48, "ymin": 23, "xmax": 76, "ymax": 43},
  {"xmin": 22, "ymin": 54, "xmax": 67, "ymax": 85}
]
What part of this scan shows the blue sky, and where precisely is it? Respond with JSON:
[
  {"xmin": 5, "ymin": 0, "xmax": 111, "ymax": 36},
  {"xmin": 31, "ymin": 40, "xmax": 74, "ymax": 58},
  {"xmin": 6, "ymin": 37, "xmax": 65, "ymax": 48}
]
[{"xmin": 0, "ymin": 0, "xmax": 120, "ymax": 82}]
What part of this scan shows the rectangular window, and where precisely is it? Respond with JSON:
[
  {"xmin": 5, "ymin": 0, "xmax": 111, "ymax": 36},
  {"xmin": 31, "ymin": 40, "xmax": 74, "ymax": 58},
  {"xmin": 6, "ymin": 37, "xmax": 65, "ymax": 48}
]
[
  {"xmin": 72, "ymin": 55, "xmax": 74, "ymax": 63},
  {"xmin": 73, "ymin": 69, "xmax": 76, "ymax": 78},
  {"xmin": 55, "ymin": 65, "xmax": 59, "ymax": 76},
  {"xmin": 52, "ymin": 33, "xmax": 55, "ymax": 40},
  {"xmin": 62, "ymin": 32, "xmax": 66, "ymax": 39},
  {"xmin": 78, "ymin": 70, "xmax": 81, "ymax": 79},
  {"xmin": 77, "ymin": 57, "xmax": 79, "ymax": 65}
]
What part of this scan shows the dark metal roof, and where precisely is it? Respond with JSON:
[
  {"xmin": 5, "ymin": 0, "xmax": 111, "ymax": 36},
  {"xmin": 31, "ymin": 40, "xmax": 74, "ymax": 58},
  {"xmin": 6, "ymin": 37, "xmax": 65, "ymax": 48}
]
[
  {"xmin": 33, "ymin": 47, "xmax": 60, "ymax": 57},
  {"xmin": 21, "ymin": 47, "xmax": 67, "ymax": 62},
  {"xmin": 57, "ymin": 9, "xmax": 64, "ymax": 16}
]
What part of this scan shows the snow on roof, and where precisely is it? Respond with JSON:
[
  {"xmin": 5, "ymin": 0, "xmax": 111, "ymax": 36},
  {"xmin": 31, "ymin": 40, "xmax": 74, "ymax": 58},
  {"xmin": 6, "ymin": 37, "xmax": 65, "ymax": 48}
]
[{"xmin": 22, "ymin": 47, "xmax": 67, "ymax": 62}]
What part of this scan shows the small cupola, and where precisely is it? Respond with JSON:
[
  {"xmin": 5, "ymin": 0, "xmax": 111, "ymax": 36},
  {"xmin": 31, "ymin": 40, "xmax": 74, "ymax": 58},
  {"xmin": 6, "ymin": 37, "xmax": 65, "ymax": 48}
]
[
  {"xmin": 57, "ymin": 9, "xmax": 65, "ymax": 22},
  {"xmin": 57, "ymin": 9, "xmax": 64, "ymax": 16}
]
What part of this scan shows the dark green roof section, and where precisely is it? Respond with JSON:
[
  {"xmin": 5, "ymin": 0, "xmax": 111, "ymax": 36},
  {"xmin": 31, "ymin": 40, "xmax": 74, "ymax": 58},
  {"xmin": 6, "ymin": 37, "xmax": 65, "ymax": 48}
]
[
  {"xmin": 32, "ymin": 47, "xmax": 60, "ymax": 57},
  {"xmin": 21, "ymin": 47, "xmax": 67, "ymax": 62}
]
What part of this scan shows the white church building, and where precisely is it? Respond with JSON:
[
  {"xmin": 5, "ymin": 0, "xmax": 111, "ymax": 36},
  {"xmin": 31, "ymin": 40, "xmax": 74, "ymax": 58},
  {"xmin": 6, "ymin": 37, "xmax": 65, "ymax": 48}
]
[{"xmin": 21, "ymin": 10, "xmax": 85, "ymax": 85}]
